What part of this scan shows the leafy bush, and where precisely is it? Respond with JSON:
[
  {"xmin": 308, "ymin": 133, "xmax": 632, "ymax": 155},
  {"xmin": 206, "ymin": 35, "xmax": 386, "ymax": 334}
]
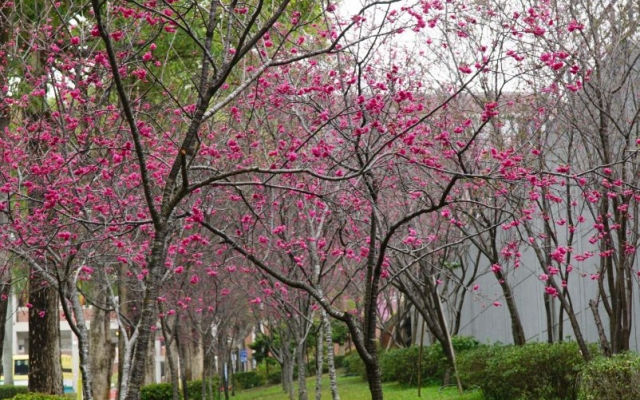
[
  {"xmin": 458, "ymin": 342, "xmax": 586, "ymax": 400},
  {"xmin": 267, "ymin": 370, "xmax": 282, "ymax": 385},
  {"xmin": 140, "ymin": 383, "xmax": 174, "ymax": 400},
  {"xmin": 12, "ymin": 394, "xmax": 68, "ymax": 400},
  {"xmin": 0, "ymin": 386, "xmax": 28, "ymax": 399},
  {"xmin": 333, "ymin": 355, "xmax": 345, "ymax": 369},
  {"xmin": 233, "ymin": 371, "xmax": 265, "ymax": 390},
  {"xmin": 379, "ymin": 336, "xmax": 480, "ymax": 386},
  {"xmin": 255, "ymin": 362, "xmax": 282, "ymax": 385},
  {"xmin": 187, "ymin": 378, "xmax": 220, "ymax": 400},
  {"xmin": 342, "ymin": 351, "xmax": 366, "ymax": 379},
  {"xmin": 578, "ymin": 352, "xmax": 640, "ymax": 400},
  {"xmin": 379, "ymin": 346, "xmax": 435, "ymax": 385}
]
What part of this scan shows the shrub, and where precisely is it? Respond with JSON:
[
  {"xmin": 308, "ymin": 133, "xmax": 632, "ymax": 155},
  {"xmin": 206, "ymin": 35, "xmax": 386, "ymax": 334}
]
[
  {"xmin": 342, "ymin": 351, "xmax": 366, "ymax": 379},
  {"xmin": 233, "ymin": 371, "xmax": 264, "ymax": 390},
  {"xmin": 0, "ymin": 386, "xmax": 28, "ymax": 399},
  {"xmin": 378, "ymin": 336, "xmax": 480, "ymax": 386},
  {"xmin": 333, "ymin": 355, "xmax": 345, "ymax": 369},
  {"xmin": 140, "ymin": 383, "xmax": 175, "ymax": 400},
  {"xmin": 12, "ymin": 394, "xmax": 68, "ymax": 400},
  {"xmin": 457, "ymin": 342, "xmax": 586, "ymax": 400},
  {"xmin": 186, "ymin": 378, "xmax": 220, "ymax": 400},
  {"xmin": 578, "ymin": 352, "xmax": 640, "ymax": 400},
  {"xmin": 267, "ymin": 370, "xmax": 282, "ymax": 385}
]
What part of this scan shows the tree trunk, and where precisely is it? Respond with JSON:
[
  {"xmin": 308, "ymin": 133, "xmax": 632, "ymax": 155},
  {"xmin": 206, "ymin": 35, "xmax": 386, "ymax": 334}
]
[
  {"xmin": 144, "ymin": 329, "xmax": 157, "ymax": 386},
  {"xmin": 0, "ymin": 275, "xmax": 10, "ymax": 371},
  {"xmin": 323, "ymin": 311, "xmax": 340, "ymax": 400},
  {"xmin": 123, "ymin": 232, "xmax": 168, "ymax": 400},
  {"xmin": 590, "ymin": 299, "xmax": 612, "ymax": 356},
  {"xmin": 28, "ymin": 276, "xmax": 63, "ymax": 394},
  {"xmin": 315, "ymin": 324, "xmax": 323, "ymax": 400},
  {"xmin": 176, "ymin": 321, "xmax": 189, "ymax": 400},
  {"xmin": 90, "ymin": 301, "xmax": 116, "ymax": 400},
  {"xmin": 283, "ymin": 351, "xmax": 295, "ymax": 400},
  {"xmin": 495, "ymin": 271, "xmax": 526, "ymax": 345},
  {"xmin": 297, "ymin": 340, "xmax": 308, "ymax": 400},
  {"xmin": 364, "ymin": 360, "xmax": 384, "ymax": 400}
]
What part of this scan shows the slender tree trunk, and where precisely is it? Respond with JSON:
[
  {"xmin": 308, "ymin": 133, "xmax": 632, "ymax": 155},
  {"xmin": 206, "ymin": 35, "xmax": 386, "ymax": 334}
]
[
  {"xmin": 0, "ymin": 275, "xmax": 10, "ymax": 369},
  {"xmin": 176, "ymin": 321, "xmax": 189, "ymax": 400},
  {"xmin": 124, "ymin": 231, "xmax": 169, "ymax": 400},
  {"xmin": 590, "ymin": 299, "xmax": 612, "ymax": 356},
  {"xmin": 495, "ymin": 271, "xmax": 526, "ymax": 345},
  {"xmin": 297, "ymin": 340, "xmax": 308, "ymax": 400},
  {"xmin": 315, "ymin": 324, "xmax": 323, "ymax": 400},
  {"xmin": 90, "ymin": 298, "xmax": 115, "ymax": 400},
  {"xmin": 161, "ymin": 316, "xmax": 179, "ymax": 400},
  {"xmin": 323, "ymin": 312, "xmax": 340, "ymax": 400},
  {"xmin": 144, "ymin": 330, "xmax": 157, "ymax": 385},
  {"xmin": 28, "ymin": 276, "xmax": 63, "ymax": 394}
]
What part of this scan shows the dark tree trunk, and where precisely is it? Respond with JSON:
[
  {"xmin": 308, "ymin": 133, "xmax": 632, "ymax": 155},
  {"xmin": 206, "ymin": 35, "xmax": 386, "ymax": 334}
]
[
  {"xmin": 364, "ymin": 359, "xmax": 384, "ymax": 400},
  {"xmin": 0, "ymin": 275, "xmax": 10, "ymax": 365},
  {"xmin": 28, "ymin": 275, "xmax": 63, "ymax": 394}
]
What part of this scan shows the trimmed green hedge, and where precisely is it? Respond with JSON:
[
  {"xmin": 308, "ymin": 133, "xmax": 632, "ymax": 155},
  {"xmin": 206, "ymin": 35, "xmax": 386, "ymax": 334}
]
[
  {"xmin": 12, "ymin": 394, "xmax": 68, "ymax": 400},
  {"xmin": 343, "ymin": 336, "xmax": 480, "ymax": 387},
  {"xmin": 343, "ymin": 351, "xmax": 366, "ymax": 379},
  {"xmin": 578, "ymin": 352, "xmax": 640, "ymax": 400},
  {"xmin": 458, "ymin": 342, "xmax": 586, "ymax": 400},
  {"xmin": 233, "ymin": 371, "xmax": 264, "ymax": 390},
  {"xmin": 140, "ymin": 383, "xmax": 174, "ymax": 400},
  {"xmin": 0, "ymin": 386, "xmax": 28, "ymax": 399},
  {"xmin": 141, "ymin": 378, "xmax": 220, "ymax": 400}
]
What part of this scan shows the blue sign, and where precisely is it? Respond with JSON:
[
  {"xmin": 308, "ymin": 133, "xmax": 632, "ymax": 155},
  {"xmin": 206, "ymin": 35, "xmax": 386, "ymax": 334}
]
[{"xmin": 239, "ymin": 349, "xmax": 247, "ymax": 363}]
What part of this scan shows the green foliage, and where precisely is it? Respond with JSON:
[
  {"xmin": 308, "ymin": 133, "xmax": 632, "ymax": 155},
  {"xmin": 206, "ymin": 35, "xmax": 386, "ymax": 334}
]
[
  {"xmin": 331, "ymin": 321, "xmax": 350, "ymax": 346},
  {"xmin": 186, "ymin": 378, "xmax": 220, "ymax": 400},
  {"xmin": 457, "ymin": 342, "xmax": 586, "ymax": 400},
  {"xmin": 255, "ymin": 362, "xmax": 282, "ymax": 385},
  {"xmin": 140, "ymin": 383, "xmax": 175, "ymax": 400},
  {"xmin": 249, "ymin": 333, "xmax": 271, "ymax": 365},
  {"xmin": 342, "ymin": 351, "xmax": 367, "ymax": 379},
  {"xmin": 12, "ymin": 394, "xmax": 68, "ymax": 400},
  {"xmin": 578, "ymin": 352, "xmax": 640, "ymax": 400},
  {"xmin": 333, "ymin": 355, "xmax": 346, "ymax": 369},
  {"xmin": 233, "ymin": 372, "xmax": 265, "ymax": 390},
  {"xmin": 379, "ymin": 336, "xmax": 480, "ymax": 386},
  {"xmin": 141, "ymin": 378, "xmax": 221, "ymax": 400},
  {"xmin": 0, "ymin": 386, "xmax": 28, "ymax": 399}
]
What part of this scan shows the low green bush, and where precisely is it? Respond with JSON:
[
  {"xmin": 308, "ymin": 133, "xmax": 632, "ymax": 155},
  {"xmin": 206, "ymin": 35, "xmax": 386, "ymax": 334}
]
[
  {"xmin": 379, "ymin": 336, "xmax": 480, "ymax": 386},
  {"xmin": 186, "ymin": 378, "xmax": 220, "ymax": 400},
  {"xmin": 578, "ymin": 352, "xmax": 640, "ymax": 400},
  {"xmin": 0, "ymin": 386, "xmax": 28, "ymax": 399},
  {"xmin": 267, "ymin": 369, "xmax": 282, "ymax": 385},
  {"xmin": 458, "ymin": 342, "xmax": 586, "ymax": 400},
  {"xmin": 342, "ymin": 351, "xmax": 366, "ymax": 379},
  {"xmin": 233, "ymin": 371, "xmax": 265, "ymax": 390},
  {"xmin": 12, "ymin": 394, "xmax": 68, "ymax": 400},
  {"xmin": 380, "ymin": 346, "xmax": 429, "ymax": 384},
  {"xmin": 255, "ymin": 362, "xmax": 282, "ymax": 385},
  {"xmin": 333, "ymin": 355, "xmax": 345, "ymax": 369},
  {"xmin": 140, "ymin": 383, "xmax": 174, "ymax": 400}
]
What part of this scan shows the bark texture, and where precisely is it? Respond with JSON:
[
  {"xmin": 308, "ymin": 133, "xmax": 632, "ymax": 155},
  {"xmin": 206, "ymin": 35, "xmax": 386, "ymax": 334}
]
[{"xmin": 28, "ymin": 277, "xmax": 63, "ymax": 394}]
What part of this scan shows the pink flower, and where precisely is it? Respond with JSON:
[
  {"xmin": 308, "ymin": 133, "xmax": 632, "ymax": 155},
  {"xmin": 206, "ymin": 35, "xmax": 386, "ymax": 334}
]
[
  {"xmin": 174, "ymin": 266, "xmax": 184, "ymax": 274},
  {"xmin": 142, "ymin": 52, "xmax": 152, "ymax": 61},
  {"xmin": 189, "ymin": 275, "xmax": 200, "ymax": 285}
]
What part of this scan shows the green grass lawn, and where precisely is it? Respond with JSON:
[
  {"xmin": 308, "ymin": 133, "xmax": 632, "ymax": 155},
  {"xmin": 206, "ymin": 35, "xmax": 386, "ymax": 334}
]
[{"xmin": 232, "ymin": 375, "xmax": 482, "ymax": 400}]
